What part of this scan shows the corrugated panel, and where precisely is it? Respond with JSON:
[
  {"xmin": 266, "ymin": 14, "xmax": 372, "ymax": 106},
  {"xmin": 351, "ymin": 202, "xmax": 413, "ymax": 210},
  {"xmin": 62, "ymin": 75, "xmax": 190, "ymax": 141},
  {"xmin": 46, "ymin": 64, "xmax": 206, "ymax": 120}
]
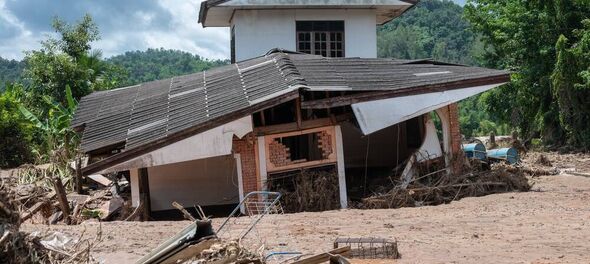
[{"xmin": 74, "ymin": 51, "xmax": 509, "ymax": 154}]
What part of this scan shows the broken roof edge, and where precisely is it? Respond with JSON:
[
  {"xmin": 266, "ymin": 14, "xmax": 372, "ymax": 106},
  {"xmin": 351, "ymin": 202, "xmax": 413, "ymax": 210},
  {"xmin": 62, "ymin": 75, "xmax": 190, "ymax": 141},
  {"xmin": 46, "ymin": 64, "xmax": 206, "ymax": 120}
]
[
  {"xmin": 300, "ymin": 73, "xmax": 511, "ymax": 109},
  {"xmin": 81, "ymin": 88, "xmax": 301, "ymax": 176}
]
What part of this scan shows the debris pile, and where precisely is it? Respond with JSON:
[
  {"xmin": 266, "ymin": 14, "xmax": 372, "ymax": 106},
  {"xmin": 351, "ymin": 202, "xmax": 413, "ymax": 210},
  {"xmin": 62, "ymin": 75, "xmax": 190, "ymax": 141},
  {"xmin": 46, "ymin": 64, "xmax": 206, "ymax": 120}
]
[
  {"xmin": 0, "ymin": 184, "xmax": 51, "ymax": 263},
  {"xmin": 0, "ymin": 164, "xmax": 128, "ymax": 226},
  {"xmin": 0, "ymin": 183, "xmax": 103, "ymax": 263},
  {"xmin": 185, "ymin": 240, "xmax": 263, "ymax": 264},
  {"xmin": 269, "ymin": 168, "xmax": 340, "ymax": 213},
  {"xmin": 360, "ymin": 164, "xmax": 532, "ymax": 209}
]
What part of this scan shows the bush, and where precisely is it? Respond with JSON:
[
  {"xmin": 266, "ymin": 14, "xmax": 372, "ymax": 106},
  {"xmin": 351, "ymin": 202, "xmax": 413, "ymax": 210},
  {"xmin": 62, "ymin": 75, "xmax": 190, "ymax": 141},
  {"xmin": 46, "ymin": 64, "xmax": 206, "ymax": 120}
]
[{"xmin": 0, "ymin": 87, "xmax": 33, "ymax": 168}]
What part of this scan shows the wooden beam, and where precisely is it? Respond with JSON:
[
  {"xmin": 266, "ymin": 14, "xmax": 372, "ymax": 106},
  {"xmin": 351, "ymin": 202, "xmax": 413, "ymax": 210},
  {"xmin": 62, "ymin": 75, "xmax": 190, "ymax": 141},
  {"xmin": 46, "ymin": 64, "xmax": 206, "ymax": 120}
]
[
  {"xmin": 301, "ymin": 75, "xmax": 510, "ymax": 109},
  {"xmin": 138, "ymin": 168, "xmax": 151, "ymax": 221},
  {"xmin": 75, "ymin": 156, "xmax": 83, "ymax": 194},
  {"xmin": 295, "ymin": 97, "xmax": 302, "ymax": 129},
  {"xmin": 254, "ymin": 117, "xmax": 333, "ymax": 136},
  {"xmin": 254, "ymin": 114, "xmax": 354, "ymax": 136},
  {"xmin": 52, "ymin": 177, "xmax": 71, "ymax": 224}
]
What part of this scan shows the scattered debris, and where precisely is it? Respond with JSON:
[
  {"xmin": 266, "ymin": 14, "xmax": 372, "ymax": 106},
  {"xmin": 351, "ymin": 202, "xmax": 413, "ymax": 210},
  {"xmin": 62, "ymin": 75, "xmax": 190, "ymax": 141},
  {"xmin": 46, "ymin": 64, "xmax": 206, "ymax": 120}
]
[
  {"xmin": 268, "ymin": 168, "xmax": 340, "ymax": 213},
  {"xmin": 186, "ymin": 240, "xmax": 263, "ymax": 264},
  {"xmin": 137, "ymin": 219, "xmax": 264, "ymax": 264},
  {"xmin": 0, "ymin": 183, "xmax": 104, "ymax": 263},
  {"xmin": 360, "ymin": 164, "xmax": 531, "ymax": 209},
  {"xmin": 291, "ymin": 246, "xmax": 351, "ymax": 264},
  {"xmin": 535, "ymin": 154, "xmax": 553, "ymax": 167}
]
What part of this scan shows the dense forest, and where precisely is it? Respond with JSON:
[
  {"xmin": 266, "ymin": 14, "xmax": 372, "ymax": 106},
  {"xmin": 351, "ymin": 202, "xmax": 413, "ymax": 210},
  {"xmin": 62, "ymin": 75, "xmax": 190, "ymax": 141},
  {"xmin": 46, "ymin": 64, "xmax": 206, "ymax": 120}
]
[
  {"xmin": 107, "ymin": 49, "xmax": 227, "ymax": 87},
  {"xmin": 1, "ymin": 0, "xmax": 589, "ymax": 169},
  {"xmin": 0, "ymin": 57, "xmax": 25, "ymax": 91}
]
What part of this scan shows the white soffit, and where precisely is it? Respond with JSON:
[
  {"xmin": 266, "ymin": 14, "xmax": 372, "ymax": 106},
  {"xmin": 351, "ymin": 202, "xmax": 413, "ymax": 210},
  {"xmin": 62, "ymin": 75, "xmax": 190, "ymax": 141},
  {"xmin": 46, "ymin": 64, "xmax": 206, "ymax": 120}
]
[
  {"xmin": 102, "ymin": 116, "xmax": 253, "ymax": 173},
  {"xmin": 219, "ymin": 0, "xmax": 413, "ymax": 7},
  {"xmin": 352, "ymin": 83, "xmax": 506, "ymax": 135}
]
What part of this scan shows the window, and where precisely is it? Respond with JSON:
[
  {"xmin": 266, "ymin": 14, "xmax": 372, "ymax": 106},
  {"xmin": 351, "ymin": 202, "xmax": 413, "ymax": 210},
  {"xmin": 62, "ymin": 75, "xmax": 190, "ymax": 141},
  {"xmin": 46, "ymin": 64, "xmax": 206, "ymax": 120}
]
[{"xmin": 296, "ymin": 21, "xmax": 344, "ymax": 57}]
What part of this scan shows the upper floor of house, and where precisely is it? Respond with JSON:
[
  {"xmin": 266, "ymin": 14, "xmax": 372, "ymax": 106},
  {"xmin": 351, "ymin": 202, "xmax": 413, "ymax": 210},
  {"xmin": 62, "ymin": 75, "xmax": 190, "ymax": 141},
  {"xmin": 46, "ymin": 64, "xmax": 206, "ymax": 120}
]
[{"xmin": 198, "ymin": 0, "xmax": 416, "ymax": 62}]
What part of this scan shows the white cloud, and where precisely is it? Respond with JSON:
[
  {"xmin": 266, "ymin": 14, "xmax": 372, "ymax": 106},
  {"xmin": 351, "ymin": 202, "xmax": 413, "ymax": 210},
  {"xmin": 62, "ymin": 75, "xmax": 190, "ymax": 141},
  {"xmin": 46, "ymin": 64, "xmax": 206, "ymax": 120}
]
[{"xmin": 0, "ymin": 0, "xmax": 230, "ymax": 60}]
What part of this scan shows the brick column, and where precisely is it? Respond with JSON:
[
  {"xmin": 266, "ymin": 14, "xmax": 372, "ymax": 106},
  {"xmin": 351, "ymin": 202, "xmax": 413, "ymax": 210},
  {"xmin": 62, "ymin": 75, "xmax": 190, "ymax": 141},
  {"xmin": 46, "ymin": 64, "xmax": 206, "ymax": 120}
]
[
  {"xmin": 447, "ymin": 103, "xmax": 463, "ymax": 174},
  {"xmin": 232, "ymin": 134, "xmax": 259, "ymax": 195}
]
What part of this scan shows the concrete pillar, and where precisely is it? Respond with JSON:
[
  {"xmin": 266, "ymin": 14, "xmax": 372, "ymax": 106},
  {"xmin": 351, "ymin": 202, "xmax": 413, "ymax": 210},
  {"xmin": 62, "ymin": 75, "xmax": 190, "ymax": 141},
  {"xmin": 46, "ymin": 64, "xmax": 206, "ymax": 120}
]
[
  {"xmin": 335, "ymin": 125, "xmax": 348, "ymax": 209},
  {"xmin": 257, "ymin": 136, "xmax": 268, "ymax": 191}
]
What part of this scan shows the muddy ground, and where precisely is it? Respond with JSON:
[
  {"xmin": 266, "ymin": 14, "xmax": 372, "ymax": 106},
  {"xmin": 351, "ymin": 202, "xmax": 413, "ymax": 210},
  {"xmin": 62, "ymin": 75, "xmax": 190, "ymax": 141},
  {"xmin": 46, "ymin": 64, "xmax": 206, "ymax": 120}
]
[{"xmin": 21, "ymin": 152, "xmax": 590, "ymax": 263}]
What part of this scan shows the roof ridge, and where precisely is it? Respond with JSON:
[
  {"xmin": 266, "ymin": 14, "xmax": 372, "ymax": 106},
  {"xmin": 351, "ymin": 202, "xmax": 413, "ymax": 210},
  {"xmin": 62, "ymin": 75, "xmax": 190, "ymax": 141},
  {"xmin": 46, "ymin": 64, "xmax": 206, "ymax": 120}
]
[{"xmin": 268, "ymin": 51, "xmax": 307, "ymax": 88}]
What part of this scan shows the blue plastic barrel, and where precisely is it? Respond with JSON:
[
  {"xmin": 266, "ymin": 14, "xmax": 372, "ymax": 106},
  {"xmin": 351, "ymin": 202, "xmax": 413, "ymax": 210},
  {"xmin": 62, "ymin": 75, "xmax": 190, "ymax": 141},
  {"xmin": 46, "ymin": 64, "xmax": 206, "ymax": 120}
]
[
  {"xmin": 487, "ymin": 148, "xmax": 519, "ymax": 164},
  {"xmin": 462, "ymin": 143, "xmax": 487, "ymax": 160}
]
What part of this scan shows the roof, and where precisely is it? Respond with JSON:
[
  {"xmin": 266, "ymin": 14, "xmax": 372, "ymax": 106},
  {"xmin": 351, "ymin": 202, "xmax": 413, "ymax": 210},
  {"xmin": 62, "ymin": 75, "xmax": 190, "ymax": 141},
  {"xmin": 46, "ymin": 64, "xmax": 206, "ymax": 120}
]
[
  {"xmin": 198, "ymin": 0, "xmax": 417, "ymax": 27},
  {"xmin": 73, "ymin": 50, "xmax": 509, "ymax": 174}
]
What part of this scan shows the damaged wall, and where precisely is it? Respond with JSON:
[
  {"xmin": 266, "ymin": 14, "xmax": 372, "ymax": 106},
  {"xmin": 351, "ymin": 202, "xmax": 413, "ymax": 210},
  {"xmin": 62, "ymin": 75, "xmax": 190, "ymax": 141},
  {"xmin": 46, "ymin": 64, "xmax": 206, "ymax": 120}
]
[{"xmin": 232, "ymin": 134, "xmax": 259, "ymax": 195}]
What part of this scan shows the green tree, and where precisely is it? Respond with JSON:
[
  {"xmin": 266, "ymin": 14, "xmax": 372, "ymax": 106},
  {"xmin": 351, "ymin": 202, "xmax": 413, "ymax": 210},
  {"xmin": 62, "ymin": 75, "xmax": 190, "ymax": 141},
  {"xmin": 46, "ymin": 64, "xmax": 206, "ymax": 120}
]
[
  {"xmin": 378, "ymin": 0, "xmax": 482, "ymax": 65},
  {"xmin": 18, "ymin": 85, "xmax": 78, "ymax": 165},
  {"xmin": 551, "ymin": 20, "xmax": 590, "ymax": 149},
  {"xmin": 465, "ymin": 0, "xmax": 590, "ymax": 149},
  {"xmin": 0, "ymin": 57, "xmax": 25, "ymax": 91},
  {"xmin": 0, "ymin": 83, "xmax": 33, "ymax": 168},
  {"xmin": 24, "ymin": 14, "xmax": 122, "ymax": 108}
]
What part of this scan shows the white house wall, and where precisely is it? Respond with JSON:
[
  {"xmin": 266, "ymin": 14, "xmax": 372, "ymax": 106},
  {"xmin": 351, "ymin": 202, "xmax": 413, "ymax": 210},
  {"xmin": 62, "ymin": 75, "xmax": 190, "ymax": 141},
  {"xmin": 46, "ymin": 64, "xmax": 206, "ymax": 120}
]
[
  {"xmin": 147, "ymin": 155, "xmax": 240, "ymax": 211},
  {"xmin": 351, "ymin": 83, "xmax": 506, "ymax": 135},
  {"xmin": 101, "ymin": 116, "xmax": 252, "ymax": 173},
  {"xmin": 232, "ymin": 9, "xmax": 377, "ymax": 61}
]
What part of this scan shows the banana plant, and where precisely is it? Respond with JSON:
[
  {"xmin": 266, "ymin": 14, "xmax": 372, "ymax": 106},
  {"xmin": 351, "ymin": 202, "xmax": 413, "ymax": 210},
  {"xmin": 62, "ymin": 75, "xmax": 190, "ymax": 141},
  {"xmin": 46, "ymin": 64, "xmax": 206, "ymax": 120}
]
[{"xmin": 18, "ymin": 85, "xmax": 79, "ymax": 165}]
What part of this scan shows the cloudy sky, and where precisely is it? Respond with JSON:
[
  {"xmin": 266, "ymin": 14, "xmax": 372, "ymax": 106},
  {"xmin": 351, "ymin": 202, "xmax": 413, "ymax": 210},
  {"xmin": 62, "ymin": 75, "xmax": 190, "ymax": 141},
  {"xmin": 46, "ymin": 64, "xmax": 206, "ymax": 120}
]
[{"xmin": 0, "ymin": 0, "xmax": 465, "ymax": 61}]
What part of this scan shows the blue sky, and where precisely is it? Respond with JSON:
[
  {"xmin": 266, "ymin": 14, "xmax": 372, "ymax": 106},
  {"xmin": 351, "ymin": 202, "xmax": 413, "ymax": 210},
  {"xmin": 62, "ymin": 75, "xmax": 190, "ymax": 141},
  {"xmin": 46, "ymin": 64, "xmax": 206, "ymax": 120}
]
[{"xmin": 0, "ymin": 0, "xmax": 465, "ymax": 60}]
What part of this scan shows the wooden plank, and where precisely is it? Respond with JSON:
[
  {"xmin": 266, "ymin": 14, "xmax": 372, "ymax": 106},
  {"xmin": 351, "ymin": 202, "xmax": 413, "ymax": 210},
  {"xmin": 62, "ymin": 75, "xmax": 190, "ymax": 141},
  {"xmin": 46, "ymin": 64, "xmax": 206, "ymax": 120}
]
[
  {"xmin": 52, "ymin": 177, "xmax": 71, "ymax": 224},
  {"xmin": 292, "ymin": 246, "xmax": 351, "ymax": 264},
  {"xmin": 75, "ymin": 156, "xmax": 83, "ymax": 194},
  {"xmin": 296, "ymin": 97, "xmax": 302, "ymax": 129},
  {"xmin": 300, "ymin": 75, "xmax": 510, "ymax": 109},
  {"xmin": 254, "ymin": 118, "xmax": 334, "ymax": 135},
  {"xmin": 20, "ymin": 200, "xmax": 49, "ymax": 223},
  {"xmin": 87, "ymin": 174, "xmax": 112, "ymax": 186}
]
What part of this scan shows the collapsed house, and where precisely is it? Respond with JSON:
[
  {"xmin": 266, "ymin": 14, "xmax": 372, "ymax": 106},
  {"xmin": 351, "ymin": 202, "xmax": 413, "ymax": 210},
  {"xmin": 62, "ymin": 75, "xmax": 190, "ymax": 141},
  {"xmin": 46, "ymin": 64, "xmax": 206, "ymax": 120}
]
[{"xmin": 72, "ymin": 0, "xmax": 510, "ymax": 218}]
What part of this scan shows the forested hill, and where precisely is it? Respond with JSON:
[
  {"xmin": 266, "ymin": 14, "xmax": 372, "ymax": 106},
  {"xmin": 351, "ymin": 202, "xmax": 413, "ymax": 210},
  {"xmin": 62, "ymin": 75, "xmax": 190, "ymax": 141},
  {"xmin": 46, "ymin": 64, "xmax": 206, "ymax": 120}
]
[
  {"xmin": 106, "ymin": 48, "xmax": 228, "ymax": 87},
  {"xmin": 0, "ymin": 49, "xmax": 228, "ymax": 91},
  {"xmin": 378, "ymin": 0, "xmax": 482, "ymax": 65},
  {"xmin": 0, "ymin": 57, "xmax": 25, "ymax": 91}
]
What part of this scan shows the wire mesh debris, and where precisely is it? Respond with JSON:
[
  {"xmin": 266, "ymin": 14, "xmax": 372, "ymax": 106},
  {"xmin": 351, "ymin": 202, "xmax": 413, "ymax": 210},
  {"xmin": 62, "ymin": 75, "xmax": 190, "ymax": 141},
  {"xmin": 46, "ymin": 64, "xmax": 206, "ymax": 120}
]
[{"xmin": 334, "ymin": 237, "xmax": 401, "ymax": 259}]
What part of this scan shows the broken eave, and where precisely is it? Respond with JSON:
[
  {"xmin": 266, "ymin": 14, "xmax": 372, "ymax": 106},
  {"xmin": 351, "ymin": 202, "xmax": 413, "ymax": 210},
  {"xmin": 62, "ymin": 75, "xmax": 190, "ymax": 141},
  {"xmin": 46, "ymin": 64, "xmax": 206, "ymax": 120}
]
[{"xmin": 300, "ymin": 74, "xmax": 511, "ymax": 109}]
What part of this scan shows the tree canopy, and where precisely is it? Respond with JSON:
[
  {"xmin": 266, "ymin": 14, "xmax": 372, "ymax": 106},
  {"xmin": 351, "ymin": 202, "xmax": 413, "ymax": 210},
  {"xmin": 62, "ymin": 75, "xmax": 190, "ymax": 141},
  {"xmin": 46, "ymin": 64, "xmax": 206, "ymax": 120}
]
[
  {"xmin": 107, "ymin": 48, "xmax": 228, "ymax": 87},
  {"xmin": 465, "ymin": 0, "xmax": 590, "ymax": 150}
]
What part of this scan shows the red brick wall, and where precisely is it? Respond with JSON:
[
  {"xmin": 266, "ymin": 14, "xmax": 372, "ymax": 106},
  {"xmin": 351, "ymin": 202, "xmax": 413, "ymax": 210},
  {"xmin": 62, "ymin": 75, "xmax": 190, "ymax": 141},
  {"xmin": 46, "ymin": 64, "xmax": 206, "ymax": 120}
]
[
  {"xmin": 232, "ymin": 134, "xmax": 259, "ymax": 194},
  {"xmin": 447, "ymin": 103, "xmax": 463, "ymax": 174}
]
